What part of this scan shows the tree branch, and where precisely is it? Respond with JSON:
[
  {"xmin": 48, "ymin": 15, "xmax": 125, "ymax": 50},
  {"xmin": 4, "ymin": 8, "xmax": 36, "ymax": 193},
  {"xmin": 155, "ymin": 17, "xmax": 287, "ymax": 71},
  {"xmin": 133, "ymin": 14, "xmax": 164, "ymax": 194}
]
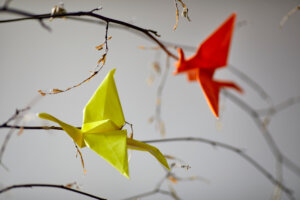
[
  {"xmin": 223, "ymin": 91, "xmax": 300, "ymax": 177},
  {"xmin": 0, "ymin": 183, "xmax": 106, "ymax": 200},
  {"xmin": 0, "ymin": 7, "xmax": 177, "ymax": 59},
  {"xmin": 143, "ymin": 137, "xmax": 294, "ymax": 199}
]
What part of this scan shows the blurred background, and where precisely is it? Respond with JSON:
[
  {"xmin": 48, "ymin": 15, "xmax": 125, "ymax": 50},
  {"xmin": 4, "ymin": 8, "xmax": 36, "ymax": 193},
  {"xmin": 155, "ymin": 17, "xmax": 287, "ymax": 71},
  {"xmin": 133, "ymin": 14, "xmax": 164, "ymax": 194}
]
[{"xmin": 0, "ymin": 0, "xmax": 300, "ymax": 199}]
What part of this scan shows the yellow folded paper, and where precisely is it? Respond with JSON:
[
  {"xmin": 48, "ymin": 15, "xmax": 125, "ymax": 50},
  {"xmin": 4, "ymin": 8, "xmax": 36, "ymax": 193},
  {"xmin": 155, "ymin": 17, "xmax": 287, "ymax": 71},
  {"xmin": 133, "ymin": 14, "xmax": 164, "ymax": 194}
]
[{"xmin": 39, "ymin": 69, "xmax": 169, "ymax": 178}]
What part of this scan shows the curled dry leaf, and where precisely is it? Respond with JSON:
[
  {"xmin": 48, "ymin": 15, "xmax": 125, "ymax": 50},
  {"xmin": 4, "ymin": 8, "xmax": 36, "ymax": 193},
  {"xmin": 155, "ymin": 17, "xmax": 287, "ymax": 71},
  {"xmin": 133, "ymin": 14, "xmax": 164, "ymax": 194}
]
[
  {"xmin": 146, "ymin": 74, "xmax": 155, "ymax": 86},
  {"xmin": 65, "ymin": 182, "xmax": 81, "ymax": 190},
  {"xmin": 152, "ymin": 61, "xmax": 161, "ymax": 74},
  {"xmin": 51, "ymin": 88, "xmax": 64, "ymax": 94},
  {"xmin": 173, "ymin": 0, "xmax": 179, "ymax": 31},
  {"xmin": 50, "ymin": 3, "xmax": 67, "ymax": 21},
  {"xmin": 280, "ymin": 5, "xmax": 300, "ymax": 28},
  {"xmin": 156, "ymin": 97, "xmax": 161, "ymax": 105},
  {"xmin": 37, "ymin": 90, "xmax": 46, "ymax": 96},
  {"xmin": 178, "ymin": 0, "xmax": 191, "ymax": 21},
  {"xmin": 65, "ymin": 182, "xmax": 76, "ymax": 189},
  {"xmin": 129, "ymin": 132, "xmax": 133, "ymax": 139},
  {"xmin": 159, "ymin": 121, "xmax": 166, "ymax": 137},
  {"xmin": 168, "ymin": 175, "xmax": 178, "ymax": 184},
  {"xmin": 148, "ymin": 116, "xmax": 154, "ymax": 123},
  {"xmin": 173, "ymin": 0, "xmax": 191, "ymax": 31},
  {"xmin": 163, "ymin": 154, "xmax": 185, "ymax": 164},
  {"xmin": 17, "ymin": 127, "xmax": 24, "ymax": 136},
  {"xmin": 75, "ymin": 144, "xmax": 87, "ymax": 175},
  {"xmin": 97, "ymin": 53, "xmax": 107, "ymax": 65},
  {"xmin": 96, "ymin": 43, "xmax": 105, "ymax": 51},
  {"xmin": 164, "ymin": 155, "xmax": 176, "ymax": 160},
  {"xmin": 96, "ymin": 37, "xmax": 112, "ymax": 51}
]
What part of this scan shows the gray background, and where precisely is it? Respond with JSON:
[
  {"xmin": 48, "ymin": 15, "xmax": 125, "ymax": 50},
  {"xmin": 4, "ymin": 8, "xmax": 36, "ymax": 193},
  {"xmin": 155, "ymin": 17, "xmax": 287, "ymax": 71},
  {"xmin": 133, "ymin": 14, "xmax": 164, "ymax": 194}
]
[{"xmin": 0, "ymin": 0, "xmax": 300, "ymax": 199}]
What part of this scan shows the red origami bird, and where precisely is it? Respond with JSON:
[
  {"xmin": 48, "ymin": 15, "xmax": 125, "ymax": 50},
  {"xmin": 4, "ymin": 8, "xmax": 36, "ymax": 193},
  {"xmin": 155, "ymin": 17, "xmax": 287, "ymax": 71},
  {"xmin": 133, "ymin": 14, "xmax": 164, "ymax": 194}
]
[{"xmin": 173, "ymin": 13, "xmax": 243, "ymax": 118}]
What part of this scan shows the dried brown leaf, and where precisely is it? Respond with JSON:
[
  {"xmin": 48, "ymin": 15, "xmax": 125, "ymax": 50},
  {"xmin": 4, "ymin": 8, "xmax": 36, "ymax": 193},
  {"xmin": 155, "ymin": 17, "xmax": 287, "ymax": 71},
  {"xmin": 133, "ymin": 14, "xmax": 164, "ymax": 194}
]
[
  {"xmin": 50, "ymin": 4, "xmax": 67, "ymax": 21},
  {"xmin": 51, "ymin": 88, "xmax": 64, "ymax": 94},
  {"xmin": 38, "ymin": 90, "xmax": 46, "ymax": 96},
  {"xmin": 173, "ymin": 0, "xmax": 179, "ymax": 31},
  {"xmin": 148, "ymin": 116, "xmax": 154, "ymax": 123},
  {"xmin": 156, "ymin": 98, "xmax": 161, "ymax": 105},
  {"xmin": 96, "ymin": 43, "xmax": 105, "ymax": 51},
  {"xmin": 178, "ymin": 0, "xmax": 191, "ymax": 22},
  {"xmin": 147, "ymin": 75, "xmax": 155, "ymax": 86},
  {"xmin": 65, "ymin": 182, "xmax": 76, "ymax": 189},
  {"xmin": 97, "ymin": 53, "xmax": 107, "ymax": 65},
  {"xmin": 168, "ymin": 175, "xmax": 178, "ymax": 184},
  {"xmin": 75, "ymin": 144, "xmax": 86, "ymax": 175},
  {"xmin": 159, "ymin": 121, "xmax": 166, "ymax": 136},
  {"xmin": 96, "ymin": 37, "xmax": 111, "ymax": 51},
  {"xmin": 152, "ymin": 62, "xmax": 161, "ymax": 74},
  {"xmin": 280, "ymin": 5, "xmax": 300, "ymax": 28},
  {"xmin": 17, "ymin": 127, "xmax": 24, "ymax": 136},
  {"xmin": 164, "ymin": 155, "xmax": 176, "ymax": 160}
]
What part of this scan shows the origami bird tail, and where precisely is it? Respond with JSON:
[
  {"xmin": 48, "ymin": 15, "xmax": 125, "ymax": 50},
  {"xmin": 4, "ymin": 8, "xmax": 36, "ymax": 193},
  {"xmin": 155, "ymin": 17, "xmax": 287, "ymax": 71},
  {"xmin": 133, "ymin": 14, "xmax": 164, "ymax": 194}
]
[{"xmin": 216, "ymin": 81, "xmax": 243, "ymax": 93}]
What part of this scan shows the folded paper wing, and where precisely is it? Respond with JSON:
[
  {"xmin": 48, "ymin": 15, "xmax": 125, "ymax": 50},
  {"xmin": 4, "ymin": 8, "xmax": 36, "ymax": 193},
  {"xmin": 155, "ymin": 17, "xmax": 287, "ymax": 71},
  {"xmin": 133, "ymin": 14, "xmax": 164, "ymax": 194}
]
[
  {"xmin": 174, "ymin": 13, "xmax": 236, "ymax": 74},
  {"xmin": 38, "ymin": 69, "xmax": 169, "ymax": 178},
  {"xmin": 197, "ymin": 72, "xmax": 243, "ymax": 117},
  {"xmin": 82, "ymin": 68, "xmax": 125, "ymax": 132},
  {"xmin": 195, "ymin": 13, "xmax": 236, "ymax": 70},
  {"xmin": 84, "ymin": 129, "xmax": 129, "ymax": 178},
  {"xmin": 127, "ymin": 138, "xmax": 170, "ymax": 170}
]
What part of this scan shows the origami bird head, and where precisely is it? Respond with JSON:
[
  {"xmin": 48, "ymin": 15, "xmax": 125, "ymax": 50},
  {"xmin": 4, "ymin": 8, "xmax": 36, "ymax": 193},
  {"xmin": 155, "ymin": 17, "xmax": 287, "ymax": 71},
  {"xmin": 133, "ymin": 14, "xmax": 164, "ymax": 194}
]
[
  {"xmin": 174, "ymin": 48, "xmax": 188, "ymax": 74},
  {"xmin": 39, "ymin": 69, "xmax": 169, "ymax": 178}
]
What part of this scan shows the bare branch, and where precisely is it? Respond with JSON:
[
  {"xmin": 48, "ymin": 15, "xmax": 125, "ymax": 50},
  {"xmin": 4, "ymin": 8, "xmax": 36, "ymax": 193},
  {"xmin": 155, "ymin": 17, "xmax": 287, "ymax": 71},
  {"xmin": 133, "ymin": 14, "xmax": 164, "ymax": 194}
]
[
  {"xmin": 280, "ymin": 5, "xmax": 300, "ymax": 28},
  {"xmin": 228, "ymin": 65, "xmax": 272, "ymax": 104},
  {"xmin": 0, "ymin": 183, "xmax": 106, "ymax": 200},
  {"xmin": 0, "ymin": 7, "xmax": 177, "ymax": 59},
  {"xmin": 223, "ymin": 91, "xmax": 300, "ymax": 178},
  {"xmin": 143, "ymin": 137, "xmax": 294, "ymax": 199},
  {"xmin": 257, "ymin": 96, "xmax": 300, "ymax": 116}
]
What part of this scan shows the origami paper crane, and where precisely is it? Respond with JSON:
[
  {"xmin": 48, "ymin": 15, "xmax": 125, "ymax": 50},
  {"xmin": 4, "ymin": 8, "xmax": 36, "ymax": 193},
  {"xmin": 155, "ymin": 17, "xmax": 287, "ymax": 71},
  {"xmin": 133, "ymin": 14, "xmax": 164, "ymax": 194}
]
[
  {"xmin": 38, "ymin": 69, "xmax": 169, "ymax": 178},
  {"xmin": 173, "ymin": 13, "xmax": 243, "ymax": 118}
]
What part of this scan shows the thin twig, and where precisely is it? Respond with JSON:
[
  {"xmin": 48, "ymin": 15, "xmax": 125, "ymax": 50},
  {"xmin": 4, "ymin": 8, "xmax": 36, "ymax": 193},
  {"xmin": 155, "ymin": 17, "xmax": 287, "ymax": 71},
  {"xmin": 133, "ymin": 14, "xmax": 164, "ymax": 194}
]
[
  {"xmin": 0, "ymin": 125, "xmax": 65, "ymax": 130},
  {"xmin": 142, "ymin": 137, "xmax": 294, "ymax": 199},
  {"xmin": 257, "ymin": 96, "xmax": 300, "ymax": 116},
  {"xmin": 223, "ymin": 90, "xmax": 300, "ymax": 178},
  {"xmin": 0, "ymin": 108, "xmax": 30, "ymax": 166},
  {"xmin": 280, "ymin": 5, "xmax": 300, "ymax": 28},
  {"xmin": 122, "ymin": 164, "xmax": 177, "ymax": 200},
  {"xmin": 154, "ymin": 55, "xmax": 170, "ymax": 136},
  {"xmin": 0, "ymin": 123, "xmax": 294, "ymax": 198},
  {"xmin": 0, "ymin": 95, "xmax": 42, "ymax": 167},
  {"xmin": 0, "ymin": 7, "xmax": 177, "ymax": 59},
  {"xmin": 0, "ymin": 183, "xmax": 106, "ymax": 200},
  {"xmin": 228, "ymin": 65, "xmax": 272, "ymax": 104}
]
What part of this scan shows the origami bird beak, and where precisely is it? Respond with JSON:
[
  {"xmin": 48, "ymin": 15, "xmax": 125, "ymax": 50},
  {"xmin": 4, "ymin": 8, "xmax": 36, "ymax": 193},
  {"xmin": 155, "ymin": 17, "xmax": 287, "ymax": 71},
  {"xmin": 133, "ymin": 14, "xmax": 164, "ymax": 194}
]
[{"xmin": 173, "ymin": 48, "xmax": 186, "ymax": 75}]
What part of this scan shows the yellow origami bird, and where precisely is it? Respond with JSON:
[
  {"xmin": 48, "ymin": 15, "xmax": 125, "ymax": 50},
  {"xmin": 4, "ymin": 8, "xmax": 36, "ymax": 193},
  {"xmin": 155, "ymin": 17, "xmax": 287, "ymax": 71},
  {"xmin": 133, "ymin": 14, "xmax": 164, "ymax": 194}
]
[{"xmin": 38, "ymin": 69, "xmax": 169, "ymax": 178}]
